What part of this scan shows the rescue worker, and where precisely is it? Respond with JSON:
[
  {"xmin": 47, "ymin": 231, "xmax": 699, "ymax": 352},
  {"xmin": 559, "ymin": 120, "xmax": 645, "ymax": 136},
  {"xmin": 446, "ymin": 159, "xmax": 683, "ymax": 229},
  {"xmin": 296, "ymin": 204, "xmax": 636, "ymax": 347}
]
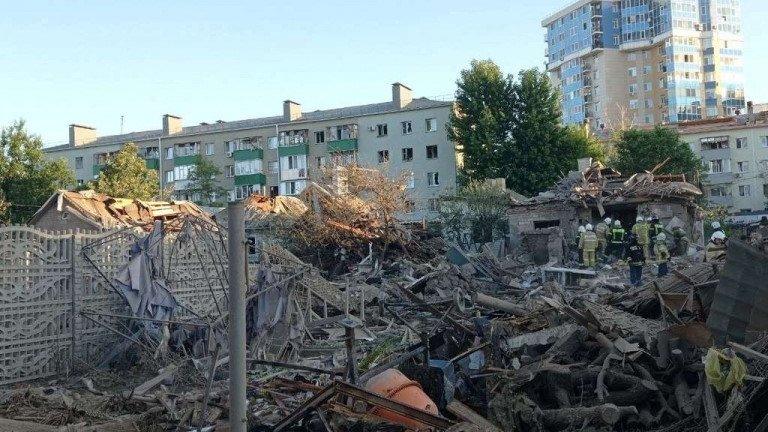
[
  {"xmin": 577, "ymin": 225, "xmax": 586, "ymax": 264},
  {"xmin": 632, "ymin": 215, "xmax": 651, "ymax": 260},
  {"xmin": 582, "ymin": 224, "xmax": 598, "ymax": 267},
  {"xmin": 595, "ymin": 217, "xmax": 611, "ymax": 258},
  {"xmin": 610, "ymin": 220, "xmax": 626, "ymax": 259},
  {"xmin": 648, "ymin": 214, "xmax": 663, "ymax": 257},
  {"xmin": 671, "ymin": 226, "xmax": 690, "ymax": 256},
  {"xmin": 705, "ymin": 231, "xmax": 728, "ymax": 262},
  {"xmin": 654, "ymin": 233, "xmax": 670, "ymax": 277},
  {"xmin": 624, "ymin": 234, "xmax": 645, "ymax": 287}
]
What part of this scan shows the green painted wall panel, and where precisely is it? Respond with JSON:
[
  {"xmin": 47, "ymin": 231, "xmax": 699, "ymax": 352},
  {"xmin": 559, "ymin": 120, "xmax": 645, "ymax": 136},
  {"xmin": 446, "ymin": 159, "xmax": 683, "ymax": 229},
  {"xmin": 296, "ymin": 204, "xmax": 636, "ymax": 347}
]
[
  {"xmin": 233, "ymin": 148, "xmax": 264, "ymax": 161},
  {"xmin": 327, "ymin": 139, "xmax": 358, "ymax": 153},
  {"xmin": 234, "ymin": 173, "xmax": 266, "ymax": 186},
  {"xmin": 277, "ymin": 144, "xmax": 309, "ymax": 157}
]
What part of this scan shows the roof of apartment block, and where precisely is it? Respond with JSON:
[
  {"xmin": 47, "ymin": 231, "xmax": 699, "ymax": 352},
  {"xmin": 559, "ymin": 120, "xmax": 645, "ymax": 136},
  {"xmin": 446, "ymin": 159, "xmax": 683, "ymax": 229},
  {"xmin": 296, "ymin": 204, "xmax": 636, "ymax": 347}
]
[
  {"xmin": 676, "ymin": 111, "xmax": 768, "ymax": 135},
  {"xmin": 45, "ymin": 97, "xmax": 452, "ymax": 152}
]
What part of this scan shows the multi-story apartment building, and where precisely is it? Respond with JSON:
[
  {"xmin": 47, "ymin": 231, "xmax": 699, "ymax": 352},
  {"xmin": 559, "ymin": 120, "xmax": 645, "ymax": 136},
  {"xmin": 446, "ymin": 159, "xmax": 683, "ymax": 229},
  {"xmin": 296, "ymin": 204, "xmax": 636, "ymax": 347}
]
[
  {"xmin": 43, "ymin": 83, "xmax": 457, "ymax": 221},
  {"xmin": 542, "ymin": 0, "xmax": 745, "ymax": 130},
  {"xmin": 677, "ymin": 106, "xmax": 768, "ymax": 214}
]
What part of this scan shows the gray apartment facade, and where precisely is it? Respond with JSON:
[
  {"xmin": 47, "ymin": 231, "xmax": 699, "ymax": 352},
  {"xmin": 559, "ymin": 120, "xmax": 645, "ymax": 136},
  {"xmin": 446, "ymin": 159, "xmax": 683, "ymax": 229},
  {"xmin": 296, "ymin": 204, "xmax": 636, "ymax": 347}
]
[{"xmin": 43, "ymin": 83, "xmax": 457, "ymax": 221}]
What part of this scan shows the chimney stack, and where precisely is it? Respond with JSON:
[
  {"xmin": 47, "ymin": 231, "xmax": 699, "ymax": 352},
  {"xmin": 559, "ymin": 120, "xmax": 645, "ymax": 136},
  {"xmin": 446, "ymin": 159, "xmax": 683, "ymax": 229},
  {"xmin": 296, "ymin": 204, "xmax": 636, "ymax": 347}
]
[
  {"xmin": 163, "ymin": 114, "xmax": 183, "ymax": 135},
  {"xmin": 747, "ymin": 101, "xmax": 754, "ymax": 116},
  {"xmin": 392, "ymin": 82, "xmax": 412, "ymax": 109},
  {"xmin": 283, "ymin": 100, "xmax": 301, "ymax": 122},
  {"xmin": 69, "ymin": 124, "xmax": 97, "ymax": 147}
]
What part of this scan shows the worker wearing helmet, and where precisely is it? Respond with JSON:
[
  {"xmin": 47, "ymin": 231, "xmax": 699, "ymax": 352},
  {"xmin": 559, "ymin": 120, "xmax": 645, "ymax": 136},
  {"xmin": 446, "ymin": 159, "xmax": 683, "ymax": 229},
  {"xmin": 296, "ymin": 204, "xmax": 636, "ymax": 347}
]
[
  {"xmin": 610, "ymin": 220, "xmax": 626, "ymax": 259},
  {"xmin": 648, "ymin": 214, "xmax": 664, "ymax": 257},
  {"xmin": 632, "ymin": 215, "xmax": 651, "ymax": 260},
  {"xmin": 654, "ymin": 233, "xmax": 670, "ymax": 277},
  {"xmin": 595, "ymin": 217, "xmax": 611, "ymax": 258},
  {"xmin": 577, "ymin": 225, "xmax": 586, "ymax": 264},
  {"xmin": 623, "ymin": 233, "xmax": 645, "ymax": 287},
  {"xmin": 705, "ymin": 231, "xmax": 728, "ymax": 262},
  {"xmin": 582, "ymin": 224, "xmax": 598, "ymax": 267}
]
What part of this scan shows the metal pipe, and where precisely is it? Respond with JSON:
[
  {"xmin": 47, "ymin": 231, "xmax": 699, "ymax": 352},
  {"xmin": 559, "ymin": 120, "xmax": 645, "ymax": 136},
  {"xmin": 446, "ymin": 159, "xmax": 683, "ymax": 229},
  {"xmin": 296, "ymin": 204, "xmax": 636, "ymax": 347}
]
[{"xmin": 227, "ymin": 201, "xmax": 247, "ymax": 432}]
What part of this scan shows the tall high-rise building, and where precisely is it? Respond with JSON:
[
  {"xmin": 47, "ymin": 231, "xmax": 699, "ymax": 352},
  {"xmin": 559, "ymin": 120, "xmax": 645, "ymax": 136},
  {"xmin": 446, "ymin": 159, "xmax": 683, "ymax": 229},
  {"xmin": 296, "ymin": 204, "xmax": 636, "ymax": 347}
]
[{"xmin": 542, "ymin": 0, "xmax": 744, "ymax": 130}]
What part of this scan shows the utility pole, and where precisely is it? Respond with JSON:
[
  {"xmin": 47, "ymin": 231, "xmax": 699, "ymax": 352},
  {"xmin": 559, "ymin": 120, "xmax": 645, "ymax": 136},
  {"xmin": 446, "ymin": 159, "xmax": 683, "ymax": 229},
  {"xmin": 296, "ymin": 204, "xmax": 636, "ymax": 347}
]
[{"xmin": 227, "ymin": 201, "xmax": 247, "ymax": 432}]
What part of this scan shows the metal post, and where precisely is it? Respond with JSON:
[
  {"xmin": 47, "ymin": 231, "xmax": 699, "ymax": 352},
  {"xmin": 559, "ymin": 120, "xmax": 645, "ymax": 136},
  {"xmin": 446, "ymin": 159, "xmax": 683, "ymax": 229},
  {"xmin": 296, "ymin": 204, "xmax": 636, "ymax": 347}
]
[{"xmin": 227, "ymin": 201, "xmax": 247, "ymax": 432}]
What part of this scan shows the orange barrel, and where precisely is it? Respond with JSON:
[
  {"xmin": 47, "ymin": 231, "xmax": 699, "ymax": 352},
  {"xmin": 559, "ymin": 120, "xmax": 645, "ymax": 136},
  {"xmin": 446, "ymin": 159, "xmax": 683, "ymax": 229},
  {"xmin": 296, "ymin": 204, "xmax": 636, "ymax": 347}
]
[{"xmin": 364, "ymin": 368, "xmax": 440, "ymax": 430}]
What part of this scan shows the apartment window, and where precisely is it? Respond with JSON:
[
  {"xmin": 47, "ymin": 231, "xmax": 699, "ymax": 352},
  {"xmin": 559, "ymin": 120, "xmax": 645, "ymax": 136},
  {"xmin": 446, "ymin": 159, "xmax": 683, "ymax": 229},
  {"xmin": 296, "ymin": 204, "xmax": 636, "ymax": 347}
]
[
  {"xmin": 613, "ymin": 19, "xmax": 619, "ymax": 29},
  {"xmin": 736, "ymin": 137, "xmax": 748, "ymax": 149},
  {"xmin": 709, "ymin": 186, "xmax": 727, "ymax": 197},
  {"xmin": 761, "ymin": 136, "xmax": 768, "ymax": 148},
  {"xmin": 268, "ymin": 161, "xmax": 278, "ymax": 173},
  {"xmin": 427, "ymin": 172, "xmax": 440, "ymax": 187},
  {"xmin": 236, "ymin": 184, "xmax": 256, "ymax": 200},
  {"xmin": 426, "ymin": 118, "xmax": 437, "ymax": 132},
  {"xmin": 77, "ymin": 179, "xmax": 84, "ymax": 186},
  {"xmin": 739, "ymin": 185, "xmax": 751, "ymax": 197},
  {"xmin": 628, "ymin": 53, "xmax": 637, "ymax": 61},
  {"xmin": 644, "ymin": 99, "xmax": 653, "ymax": 109},
  {"xmin": 428, "ymin": 198, "xmax": 440, "ymax": 212},
  {"xmin": 225, "ymin": 165, "xmax": 234, "ymax": 178},
  {"xmin": 426, "ymin": 145, "xmax": 438, "ymax": 159},
  {"xmin": 165, "ymin": 170, "xmax": 174, "ymax": 183},
  {"xmin": 612, "ymin": 3, "xmax": 619, "ymax": 13},
  {"xmin": 173, "ymin": 165, "xmax": 192, "ymax": 181},
  {"xmin": 75, "ymin": 157, "xmax": 83, "ymax": 169},
  {"xmin": 737, "ymin": 161, "xmax": 750, "ymax": 172},
  {"xmin": 235, "ymin": 159, "xmax": 262, "ymax": 176},
  {"xmin": 402, "ymin": 147, "xmax": 413, "ymax": 162},
  {"xmin": 764, "ymin": 184, "xmax": 768, "ymax": 197},
  {"xmin": 267, "ymin": 136, "xmax": 278, "ymax": 149},
  {"xmin": 628, "ymin": 67, "xmax": 637, "ymax": 77},
  {"xmin": 376, "ymin": 124, "xmax": 388, "ymax": 137},
  {"xmin": 709, "ymin": 159, "xmax": 728, "ymax": 173},
  {"xmin": 629, "ymin": 99, "xmax": 639, "ymax": 109},
  {"xmin": 377, "ymin": 150, "xmax": 389, "ymax": 163},
  {"xmin": 628, "ymin": 84, "xmax": 637, "ymax": 94},
  {"xmin": 285, "ymin": 181, "xmax": 298, "ymax": 196},
  {"xmin": 685, "ymin": 88, "xmax": 697, "ymax": 97},
  {"xmin": 643, "ymin": 82, "xmax": 652, "ymax": 92},
  {"xmin": 165, "ymin": 147, "xmax": 174, "ymax": 159},
  {"xmin": 403, "ymin": 200, "xmax": 415, "ymax": 214},
  {"xmin": 406, "ymin": 172, "xmax": 415, "ymax": 189},
  {"xmin": 643, "ymin": 65, "xmax": 651, "ymax": 75},
  {"xmin": 700, "ymin": 136, "xmax": 729, "ymax": 150},
  {"xmin": 315, "ymin": 131, "xmax": 325, "ymax": 143},
  {"xmin": 644, "ymin": 115, "xmax": 652, "ymax": 124},
  {"xmin": 613, "ymin": 35, "xmax": 620, "ymax": 45},
  {"xmin": 175, "ymin": 142, "xmax": 199, "ymax": 157},
  {"xmin": 316, "ymin": 156, "xmax": 326, "ymax": 168},
  {"xmin": 401, "ymin": 121, "xmax": 413, "ymax": 135},
  {"xmin": 286, "ymin": 155, "xmax": 299, "ymax": 169}
]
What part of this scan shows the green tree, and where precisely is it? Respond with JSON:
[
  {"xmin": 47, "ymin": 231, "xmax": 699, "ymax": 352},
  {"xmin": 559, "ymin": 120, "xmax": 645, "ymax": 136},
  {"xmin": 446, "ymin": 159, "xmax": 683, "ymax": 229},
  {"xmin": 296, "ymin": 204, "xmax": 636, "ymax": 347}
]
[
  {"xmin": 94, "ymin": 143, "xmax": 159, "ymax": 199},
  {"xmin": 448, "ymin": 59, "xmax": 514, "ymax": 183},
  {"xmin": 186, "ymin": 155, "xmax": 225, "ymax": 205},
  {"xmin": 611, "ymin": 126, "xmax": 701, "ymax": 178},
  {"xmin": 439, "ymin": 181, "xmax": 510, "ymax": 247},
  {"xmin": 0, "ymin": 120, "xmax": 74, "ymax": 223},
  {"xmin": 505, "ymin": 68, "xmax": 599, "ymax": 196}
]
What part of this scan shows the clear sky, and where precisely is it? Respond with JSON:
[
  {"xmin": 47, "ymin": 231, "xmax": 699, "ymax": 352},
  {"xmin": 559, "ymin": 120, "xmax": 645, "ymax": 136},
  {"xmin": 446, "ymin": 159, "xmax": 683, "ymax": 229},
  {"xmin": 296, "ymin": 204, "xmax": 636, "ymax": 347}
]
[{"xmin": 2, "ymin": 0, "xmax": 766, "ymax": 146}]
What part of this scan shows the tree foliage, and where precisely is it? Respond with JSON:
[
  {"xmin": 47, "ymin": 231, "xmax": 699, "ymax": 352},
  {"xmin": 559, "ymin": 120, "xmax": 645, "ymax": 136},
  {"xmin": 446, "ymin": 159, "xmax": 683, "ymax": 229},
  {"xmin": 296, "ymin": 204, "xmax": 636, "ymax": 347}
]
[
  {"xmin": 449, "ymin": 61, "xmax": 601, "ymax": 197},
  {"xmin": 439, "ymin": 181, "xmax": 511, "ymax": 247},
  {"xmin": 611, "ymin": 126, "xmax": 701, "ymax": 178},
  {"xmin": 449, "ymin": 60, "xmax": 514, "ymax": 182},
  {"xmin": 0, "ymin": 120, "xmax": 74, "ymax": 223},
  {"xmin": 94, "ymin": 143, "xmax": 159, "ymax": 200},
  {"xmin": 186, "ymin": 155, "xmax": 225, "ymax": 205}
]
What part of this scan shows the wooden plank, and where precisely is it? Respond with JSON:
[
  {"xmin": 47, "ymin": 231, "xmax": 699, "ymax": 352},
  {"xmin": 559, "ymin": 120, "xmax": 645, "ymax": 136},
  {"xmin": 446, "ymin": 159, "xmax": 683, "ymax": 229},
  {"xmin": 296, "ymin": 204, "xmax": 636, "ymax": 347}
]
[
  {"xmin": 130, "ymin": 363, "xmax": 180, "ymax": 397},
  {"xmin": 447, "ymin": 400, "xmax": 502, "ymax": 432}
]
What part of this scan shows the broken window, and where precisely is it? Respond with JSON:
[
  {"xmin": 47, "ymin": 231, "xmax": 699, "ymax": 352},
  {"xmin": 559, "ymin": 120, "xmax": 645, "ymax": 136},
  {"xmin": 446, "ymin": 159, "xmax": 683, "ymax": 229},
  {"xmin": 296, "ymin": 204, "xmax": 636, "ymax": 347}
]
[
  {"xmin": 402, "ymin": 147, "xmax": 413, "ymax": 162},
  {"xmin": 377, "ymin": 150, "xmax": 389, "ymax": 163},
  {"xmin": 225, "ymin": 165, "xmax": 234, "ymax": 178},
  {"xmin": 315, "ymin": 131, "xmax": 325, "ymax": 143},
  {"xmin": 75, "ymin": 157, "xmax": 83, "ymax": 169},
  {"xmin": 205, "ymin": 142, "xmax": 214, "ymax": 155},
  {"xmin": 426, "ymin": 145, "xmax": 438, "ymax": 159},
  {"xmin": 533, "ymin": 220, "xmax": 560, "ymax": 229},
  {"xmin": 700, "ymin": 136, "xmax": 730, "ymax": 150},
  {"xmin": 736, "ymin": 137, "xmax": 748, "ymax": 149},
  {"xmin": 316, "ymin": 156, "xmax": 326, "ymax": 168},
  {"xmin": 165, "ymin": 147, "xmax": 173, "ymax": 159},
  {"xmin": 376, "ymin": 124, "xmax": 388, "ymax": 137},
  {"xmin": 739, "ymin": 185, "xmax": 751, "ymax": 197},
  {"xmin": 327, "ymin": 124, "xmax": 358, "ymax": 141},
  {"xmin": 426, "ymin": 118, "xmax": 438, "ymax": 132},
  {"xmin": 709, "ymin": 159, "xmax": 730, "ymax": 173},
  {"xmin": 401, "ymin": 121, "xmax": 412, "ymax": 134},
  {"xmin": 427, "ymin": 172, "xmax": 439, "ymax": 186},
  {"xmin": 165, "ymin": 170, "xmax": 174, "ymax": 183}
]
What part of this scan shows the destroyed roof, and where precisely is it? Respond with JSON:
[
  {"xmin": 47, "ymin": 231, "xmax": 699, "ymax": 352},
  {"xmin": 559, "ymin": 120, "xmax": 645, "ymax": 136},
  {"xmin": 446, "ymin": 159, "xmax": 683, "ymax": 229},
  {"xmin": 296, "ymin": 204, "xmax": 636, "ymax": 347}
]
[
  {"xmin": 29, "ymin": 189, "xmax": 213, "ymax": 230},
  {"xmin": 513, "ymin": 161, "xmax": 701, "ymax": 207},
  {"xmin": 216, "ymin": 194, "xmax": 309, "ymax": 229}
]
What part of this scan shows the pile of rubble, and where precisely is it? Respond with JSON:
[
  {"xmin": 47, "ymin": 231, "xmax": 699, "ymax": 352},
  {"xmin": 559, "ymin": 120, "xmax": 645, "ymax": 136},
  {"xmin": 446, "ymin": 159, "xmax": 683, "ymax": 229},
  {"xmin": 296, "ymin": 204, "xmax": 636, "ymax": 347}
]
[{"xmin": 5, "ymin": 165, "xmax": 768, "ymax": 432}]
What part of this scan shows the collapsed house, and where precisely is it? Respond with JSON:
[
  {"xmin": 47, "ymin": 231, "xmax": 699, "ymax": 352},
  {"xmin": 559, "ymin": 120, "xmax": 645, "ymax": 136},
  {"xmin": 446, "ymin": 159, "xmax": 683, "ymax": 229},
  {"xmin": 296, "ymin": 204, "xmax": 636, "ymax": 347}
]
[
  {"xmin": 508, "ymin": 160, "xmax": 704, "ymax": 264},
  {"xmin": 29, "ymin": 189, "xmax": 212, "ymax": 231}
]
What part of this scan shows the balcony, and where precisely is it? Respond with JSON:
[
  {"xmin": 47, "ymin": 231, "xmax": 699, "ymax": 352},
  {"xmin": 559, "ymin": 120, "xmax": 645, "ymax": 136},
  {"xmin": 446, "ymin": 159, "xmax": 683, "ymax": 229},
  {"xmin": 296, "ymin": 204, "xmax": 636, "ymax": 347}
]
[
  {"xmin": 145, "ymin": 158, "xmax": 160, "ymax": 170},
  {"xmin": 174, "ymin": 154, "xmax": 198, "ymax": 166},
  {"xmin": 234, "ymin": 173, "xmax": 266, "ymax": 186},
  {"xmin": 707, "ymin": 194, "xmax": 734, "ymax": 207},
  {"xmin": 233, "ymin": 148, "xmax": 263, "ymax": 161},
  {"xmin": 705, "ymin": 172, "xmax": 734, "ymax": 185},
  {"xmin": 280, "ymin": 168, "xmax": 307, "ymax": 181},
  {"xmin": 327, "ymin": 139, "xmax": 358, "ymax": 153},
  {"xmin": 278, "ymin": 143, "xmax": 309, "ymax": 157}
]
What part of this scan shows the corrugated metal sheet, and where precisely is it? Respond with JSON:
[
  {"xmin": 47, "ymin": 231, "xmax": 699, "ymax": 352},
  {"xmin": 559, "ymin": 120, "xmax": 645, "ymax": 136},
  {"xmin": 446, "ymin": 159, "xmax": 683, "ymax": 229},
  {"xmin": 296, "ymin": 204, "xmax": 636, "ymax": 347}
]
[{"xmin": 706, "ymin": 240, "xmax": 768, "ymax": 344}]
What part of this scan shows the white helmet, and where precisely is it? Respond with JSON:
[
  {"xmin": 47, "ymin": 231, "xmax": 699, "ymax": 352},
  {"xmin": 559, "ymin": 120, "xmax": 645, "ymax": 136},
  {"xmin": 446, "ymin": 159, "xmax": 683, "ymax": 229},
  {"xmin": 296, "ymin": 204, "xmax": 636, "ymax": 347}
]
[
  {"xmin": 614, "ymin": 220, "xmax": 622, "ymax": 227},
  {"xmin": 656, "ymin": 233, "xmax": 666, "ymax": 242},
  {"xmin": 711, "ymin": 231, "xmax": 726, "ymax": 242},
  {"xmin": 604, "ymin": 217, "xmax": 612, "ymax": 224},
  {"xmin": 636, "ymin": 215, "xmax": 644, "ymax": 222},
  {"xmin": 586, "ymin": 223, "xmax": 594, "ymax": 231},
  {"xmin": 712, "ymin": 221, "xmax": 721, "ymax": 230},
  {"xmin": 578, "ymin": 225, "xmax": 586, "ymax": 233}
]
